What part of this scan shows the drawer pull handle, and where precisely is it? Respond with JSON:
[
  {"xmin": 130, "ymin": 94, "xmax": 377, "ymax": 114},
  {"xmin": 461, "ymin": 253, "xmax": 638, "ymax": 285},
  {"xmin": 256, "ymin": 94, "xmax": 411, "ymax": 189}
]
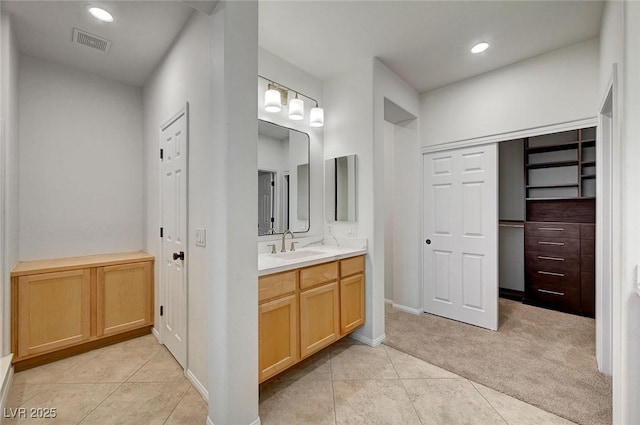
[
  {"xmin": 538, "ymin": 241, "xmax": 565, "ymax": 246},
  {"xmin": 538, "ymin": 227, "xmax": 564, "ymax": 231},
  {"xmin": 537, "ymin": 256, "xmax": 564, "ymax": 261},
  {"xmin": 538, "ymin": 271, "xmax": 565, "ymax": 277},
  {"xmin": 538, "ymin": 289, "xmax": 565, "ymax": 296}
]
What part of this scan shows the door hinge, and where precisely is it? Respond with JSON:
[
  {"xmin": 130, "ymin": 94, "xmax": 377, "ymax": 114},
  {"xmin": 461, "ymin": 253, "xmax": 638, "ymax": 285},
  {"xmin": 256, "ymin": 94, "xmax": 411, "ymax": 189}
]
[
  {"xmin": 160, "ymin": 227, "xmax": 163, "ymax": 238},
  {"xmin": 160, "ymin": 305, "xmax": 164, "ymax": 316},
  {"xmin": 271, "ymin": 181, "xmax": 275, "ymax": 186},
  {"xmin": 160, "ymin": 149, "xmax": 163, "ymax": 160}
]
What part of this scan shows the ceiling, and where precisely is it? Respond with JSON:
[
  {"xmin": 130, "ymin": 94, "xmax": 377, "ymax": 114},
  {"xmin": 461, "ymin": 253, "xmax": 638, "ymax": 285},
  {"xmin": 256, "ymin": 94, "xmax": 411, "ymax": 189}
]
[
  {"xmin": 259, "ymin": 0, "xmax": 605, "ymax": 93},
  {"xmin": 2, "ymin": 1, "xmax": 195, "ymax": 87}
]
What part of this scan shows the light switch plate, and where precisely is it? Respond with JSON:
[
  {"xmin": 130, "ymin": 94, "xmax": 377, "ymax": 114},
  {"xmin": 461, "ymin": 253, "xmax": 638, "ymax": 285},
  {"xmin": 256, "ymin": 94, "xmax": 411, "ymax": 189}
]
[{"xmin": 195, "ymin": 229, "xmax": 206, "ymax": 247}]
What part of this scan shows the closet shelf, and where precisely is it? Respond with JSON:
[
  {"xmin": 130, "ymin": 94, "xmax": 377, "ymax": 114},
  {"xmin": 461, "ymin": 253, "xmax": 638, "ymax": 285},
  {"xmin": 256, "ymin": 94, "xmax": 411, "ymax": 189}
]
[
  {"xmin": 526, "ymin": 196, "xmax": 596, "ymax": 201},
  {"xmin": 526, "ymin": 183, "xmax": 578, "ymax": 189},
  {"xmin": 581, "ymin": 174, "xmax": 596, "ymax": 179},
  {"xmin": 526, "ymin": 160, "xmax": 578, "ymax": 169},
  {"xmin": 525, "ymin": 141, "xmax": 579, "ymax": 154}
]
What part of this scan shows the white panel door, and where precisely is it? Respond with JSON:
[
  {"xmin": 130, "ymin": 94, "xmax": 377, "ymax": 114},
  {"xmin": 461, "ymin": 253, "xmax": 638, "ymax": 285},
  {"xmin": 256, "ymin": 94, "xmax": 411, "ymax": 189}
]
[
  {"xmin": 160, "ymin": 109, "xmax": 187, "ymax": 367},
  {"xmin": 423, "ymin": 144, "xmax": 498, "ymax": 330}
]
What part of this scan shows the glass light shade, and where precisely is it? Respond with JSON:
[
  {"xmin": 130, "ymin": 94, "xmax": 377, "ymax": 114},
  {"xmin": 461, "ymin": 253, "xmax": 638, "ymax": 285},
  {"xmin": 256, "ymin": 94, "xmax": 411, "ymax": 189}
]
[
  {"xmin": 309, "ymin": 107, "xmax": 324, "ymax": 127},
  {"xmin": 264, "ymin": 89, "xmax": 282, "ymax": 113},
  {"xmin": 289, "ymin": 98, "xmax": 304, "ymax": 120}
]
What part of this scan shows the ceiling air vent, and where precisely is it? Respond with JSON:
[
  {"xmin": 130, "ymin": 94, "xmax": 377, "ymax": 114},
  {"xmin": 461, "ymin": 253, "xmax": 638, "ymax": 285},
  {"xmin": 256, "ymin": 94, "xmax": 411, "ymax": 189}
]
[{"xmin": 72, "ymin": 28, "xmax": 111, "ymax": 53}]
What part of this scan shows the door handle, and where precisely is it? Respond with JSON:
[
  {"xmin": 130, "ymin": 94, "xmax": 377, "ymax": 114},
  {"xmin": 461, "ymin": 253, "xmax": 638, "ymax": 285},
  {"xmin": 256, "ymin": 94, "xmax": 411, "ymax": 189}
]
[{"xmin": 173, "ymin": 251, "xmax": 185, "ymax": 261}]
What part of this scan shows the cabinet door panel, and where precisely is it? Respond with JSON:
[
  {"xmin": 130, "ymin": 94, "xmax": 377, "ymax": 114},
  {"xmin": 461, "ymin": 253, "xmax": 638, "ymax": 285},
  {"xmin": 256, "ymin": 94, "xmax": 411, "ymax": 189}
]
[
  {"xmin": 300, "ymin": 282, "xmax": 339, "ymax": 359},
  {"xmin": 259, "ymin": 294, "xmax": 298, "ymax": 382},
  {"xmin": 97, "ymin": 262, "xmax": 152, "ymax": 336},
  {"xmin": 340, "ymin": 274, "xmax": 365, "ymax": 335},
  {"xmin": 18, "ymin": 269, "xmax": 91, "ymax": 358}
]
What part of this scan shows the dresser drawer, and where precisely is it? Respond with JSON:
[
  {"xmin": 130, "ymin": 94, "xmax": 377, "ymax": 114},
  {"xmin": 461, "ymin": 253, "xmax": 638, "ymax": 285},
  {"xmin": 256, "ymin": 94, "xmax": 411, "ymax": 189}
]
[
  {"xmin": 525, "ymin": 236, "xmax": 580, "ymax": 256},
  {"xmin": 525, "ymin": 254, "xmax": 579, "ymax": 275},
  {"xmin": 300, "ymin": 262, "xmax": 338, "ymax": 290},
  {"xmin": 527, "ymin": 267, "xmax": 580, "ymax": 289},
  {"xmin": 529, "ymin": 283, "xmax": 580, "ymax": 312},
  {"xmin": 259, "ymin": 271, "xmax": 297, "ymax": 303},
  {"xmin": 525, "ymin": 222, "xmax": 580, "ymax": 239},
  {"xmin": 581, "ymin": 272, "xmax": 595, "ymax": 317}
]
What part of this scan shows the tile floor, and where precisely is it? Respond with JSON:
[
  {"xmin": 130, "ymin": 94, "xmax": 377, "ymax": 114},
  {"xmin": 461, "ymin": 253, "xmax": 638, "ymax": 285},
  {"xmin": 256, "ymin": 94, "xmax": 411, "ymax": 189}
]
[{"xmin": 4, "ymin": 335, "xmax": 576, "ymax": 425}]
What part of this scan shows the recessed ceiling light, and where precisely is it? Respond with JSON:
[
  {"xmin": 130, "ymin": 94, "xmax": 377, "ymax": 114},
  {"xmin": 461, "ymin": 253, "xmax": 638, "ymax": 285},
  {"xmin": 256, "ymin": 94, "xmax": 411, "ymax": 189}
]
[
  {"xmin": 87, "ymin": 6, "xmax": 114, "ymax": 23},
  {"xmin": 471, "ymin": 42, "xmax": 489, "ymax": 54}
]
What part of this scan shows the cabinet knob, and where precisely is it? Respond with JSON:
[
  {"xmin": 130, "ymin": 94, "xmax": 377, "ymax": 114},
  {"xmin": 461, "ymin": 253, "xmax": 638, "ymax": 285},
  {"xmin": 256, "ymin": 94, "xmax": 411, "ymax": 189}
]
[
  {"xmin": 425, "ymin": 239, "xmax": 431, "ymax": 245},
  {"xmin": 173, "ymin": 251, "xmax": 185, "ymax": 261}
]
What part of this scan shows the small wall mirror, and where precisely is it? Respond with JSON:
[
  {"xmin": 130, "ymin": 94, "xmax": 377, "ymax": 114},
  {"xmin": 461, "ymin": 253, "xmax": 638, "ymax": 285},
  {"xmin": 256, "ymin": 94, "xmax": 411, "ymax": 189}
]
[
  {"xmin": 258, "ymin": 120, "xmax": 310, "ymax": 236},
  {"xmin": 325, "ymin": 154, "xmax": 357, "ymax": 222}
]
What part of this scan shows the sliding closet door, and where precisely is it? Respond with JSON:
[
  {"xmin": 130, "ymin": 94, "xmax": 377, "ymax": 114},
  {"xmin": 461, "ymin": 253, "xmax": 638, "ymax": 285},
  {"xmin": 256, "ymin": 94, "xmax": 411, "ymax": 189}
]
[{"xmin": 423, "ymin": 144, "xmax": 499, "ymax": 331}]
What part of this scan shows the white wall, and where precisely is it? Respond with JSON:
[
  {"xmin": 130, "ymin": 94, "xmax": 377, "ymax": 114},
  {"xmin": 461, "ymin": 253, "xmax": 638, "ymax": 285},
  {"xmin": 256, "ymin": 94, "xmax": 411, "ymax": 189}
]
[
  {"xmin": 143, "ymin": 9, "xmax": 211, "ymax": 397},
  {"xmin": 258, "ymin": 47, "xmax": 323, "ymax": 240},
  {"xmin": 208, "ymin": 1, "xmax": 259, "ymax": 424},
  {"xmin": 18, "ymin": 55, "xmax": 143, "ymax": 260},
  {"xmin": 375, "ymin": 61, "xmax": 421, "ymax": 314},
  {"xmin": 0, "ymin": 13, "xmax": 20, "ymax": 356},
  {"xmin": 421, "ymin": 39, "xmax": 600, "ymax": 147},
  {"xmin": 324, "ymin": 59, "xmax": 379, "ymax": 341}
]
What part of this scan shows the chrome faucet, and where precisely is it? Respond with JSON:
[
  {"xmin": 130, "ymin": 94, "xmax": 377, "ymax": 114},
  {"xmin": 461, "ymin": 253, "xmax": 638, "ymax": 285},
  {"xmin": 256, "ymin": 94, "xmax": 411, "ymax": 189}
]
[{"xmin": 281, "ymin": 229, "xmax": 294, "ymax": 252}]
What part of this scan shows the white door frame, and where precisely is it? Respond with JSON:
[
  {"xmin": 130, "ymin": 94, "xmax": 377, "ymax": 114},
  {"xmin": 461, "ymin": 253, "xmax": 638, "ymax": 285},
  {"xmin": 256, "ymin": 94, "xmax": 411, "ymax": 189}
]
[
  {"xmin": 596, "ymin": 65, "xmax": 619, "ymax": 375},
  {"xmin": 158, "ymin": 103, "xmax": 189, "ymax": 367}
]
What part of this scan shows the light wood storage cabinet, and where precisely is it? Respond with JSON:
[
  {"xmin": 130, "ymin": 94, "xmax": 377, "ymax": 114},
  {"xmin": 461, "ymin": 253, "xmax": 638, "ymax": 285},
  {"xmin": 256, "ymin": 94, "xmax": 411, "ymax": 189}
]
[
  {"xmin": 11, "ymin": 252, "xmax": 154, "ymax": 369},
  {"xmin": 258, "ymin": 255, "xmax": 365, "ymax": 383}
]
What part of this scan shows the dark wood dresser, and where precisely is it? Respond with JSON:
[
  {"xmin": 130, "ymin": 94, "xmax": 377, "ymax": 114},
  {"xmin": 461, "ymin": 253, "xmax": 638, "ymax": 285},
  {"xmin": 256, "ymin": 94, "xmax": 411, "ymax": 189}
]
[{"xmin": 523, "ymin": 127, "xmax": 596, "ymax": 317}]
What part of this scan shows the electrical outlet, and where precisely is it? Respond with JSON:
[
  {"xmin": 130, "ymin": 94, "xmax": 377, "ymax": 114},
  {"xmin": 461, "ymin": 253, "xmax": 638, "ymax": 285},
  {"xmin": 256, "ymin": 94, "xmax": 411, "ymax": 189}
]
[{"xmin": 195, "ymin": 229, "xmax": 206, "ymax": 247}]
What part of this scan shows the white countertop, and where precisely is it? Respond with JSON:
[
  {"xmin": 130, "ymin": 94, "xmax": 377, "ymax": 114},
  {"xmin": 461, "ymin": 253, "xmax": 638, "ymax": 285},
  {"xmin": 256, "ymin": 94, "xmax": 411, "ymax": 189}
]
[{"xmin": 258, "ymin": 245, "xmax": 367, "ymax": 276}]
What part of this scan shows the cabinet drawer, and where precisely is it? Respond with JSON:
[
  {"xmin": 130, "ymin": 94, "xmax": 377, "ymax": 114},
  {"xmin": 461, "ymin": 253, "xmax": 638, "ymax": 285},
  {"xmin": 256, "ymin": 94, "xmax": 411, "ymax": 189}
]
[
  {"xmin": 529, "ymin": 283, "xmax": 580, "ymax": 312},
  {"xmin": 340, "ymin": 256, "xmax": 364, "ymax": 278},
  {"xmin": 581, "ymin": 224, "xmax": 595, "ymax": 240},
  {"xmin": 581, "ymin": 272, "xmax": 595, "ymax": 317},
  {"xmin": 259, "ymin": 271, "xmax": 297, "ymax": 303},
  {"xmin": 300, "ymin": 262, "xmax": 338, "ymax": 290},
  {"xmin": 527, "ymin": 267, "xmax": 580, "ymax": 289},
  {"xmin": 525, "ymin": 255, "xmax": 579, "ymax": 275},
  {"xmin": 525, "ymin": 236, "xmax": 580, "ymax": 256},
  {"xmin": 525, "ymin": 222, "xmax": 580, "ymax": 239}
]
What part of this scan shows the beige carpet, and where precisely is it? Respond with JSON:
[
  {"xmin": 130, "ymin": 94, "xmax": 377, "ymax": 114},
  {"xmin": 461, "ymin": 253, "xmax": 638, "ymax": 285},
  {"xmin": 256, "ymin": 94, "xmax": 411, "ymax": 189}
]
[{"xmin": 384, "ymin": 298, "xmax": 612, "ymax": 425}]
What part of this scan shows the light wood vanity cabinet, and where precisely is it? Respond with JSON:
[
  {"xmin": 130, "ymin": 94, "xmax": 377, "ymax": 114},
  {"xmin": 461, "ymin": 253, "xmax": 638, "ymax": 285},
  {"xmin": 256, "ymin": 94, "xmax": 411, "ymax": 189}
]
[
  {"xmin": 258, "ymin": 255, "xmax": 365, "ymax": 383},
  {"xmin": 11, "ymin": 252, "xmax": 154, "ymax": 369}
]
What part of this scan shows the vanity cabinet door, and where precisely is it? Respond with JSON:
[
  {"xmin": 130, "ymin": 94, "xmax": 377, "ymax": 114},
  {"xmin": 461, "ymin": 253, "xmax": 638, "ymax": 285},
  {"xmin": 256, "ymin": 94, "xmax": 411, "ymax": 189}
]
[
  {"xmin": 299, "ymin": 282, "xmax": 340, "ymax": 359},
  {"xmin": 259, "ymin": 294, "xmax": 298, "ymax": 382},
  {"xmin": 340, "ymin": 274, "xmax": 365, "ymax": 335},
  {"xmin": 97, "ymin": 261, "xmax": 153, "ymax": 337},
  {"xmin": 17, "ymin": 269, "xmax": 91, "ymax": 358}
]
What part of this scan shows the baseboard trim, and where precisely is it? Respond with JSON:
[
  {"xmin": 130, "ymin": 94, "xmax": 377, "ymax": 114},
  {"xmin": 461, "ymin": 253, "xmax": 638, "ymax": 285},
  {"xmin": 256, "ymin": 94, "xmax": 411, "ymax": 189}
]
[
  {"xmin": 206, "ymin": 416, "xmax": 261, "ymax": 425},
  {"xmin": 499, "ymin": 288, "xmax": 525, "ymax": 301},
  {"xmin": 186, "ymin": 368, "xmax": 209, "ymax": 402},
  {"xmin": 0, "ymin": 354, "xmax": 14, "ymax": 413},
  {"xmin": 151, "ymin": 327, "xmax": 161, "ymax": 343},
  {"xmin": 384, "ymin": 298, "xmax": 393, "ymax": 305},
  {"xmin": 391, "ymin": 303, "xmax": 423, "ymax": 315},
  {"xmin": 350, "ymin": 332, "xmax": 386, "ymax": 347}
]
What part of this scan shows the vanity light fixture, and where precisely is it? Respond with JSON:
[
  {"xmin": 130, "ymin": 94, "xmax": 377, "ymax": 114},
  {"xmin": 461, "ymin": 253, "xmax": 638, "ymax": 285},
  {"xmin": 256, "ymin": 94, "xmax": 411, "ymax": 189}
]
[
  {"xmin": 309, "ymin": 103, "xmax": 324, "ymax": 127},
  {"xmin": 259, "ymin": 75, "xmax": 324, "ymax": 127},
  {"xmin": 288, "ymin": 94, "xmax": 304, "ymax": 121},
  {"xmin": 264, "ymin": 84, "xmax": 283, "ymax": 113},
  {"xmin": 471, "ymin": 42, "xmax": 489, "ymax": 54},
  {"xmin": 86, "ymin": 6, "xmax": 115, "ymax": 23}
]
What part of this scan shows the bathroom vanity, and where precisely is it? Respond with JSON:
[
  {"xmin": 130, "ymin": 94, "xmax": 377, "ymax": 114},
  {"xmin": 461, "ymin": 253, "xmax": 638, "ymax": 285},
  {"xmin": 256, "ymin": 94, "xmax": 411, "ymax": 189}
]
[{"xmin": 258, "ymin": 247, "xmax": 366, "ymax": 382}]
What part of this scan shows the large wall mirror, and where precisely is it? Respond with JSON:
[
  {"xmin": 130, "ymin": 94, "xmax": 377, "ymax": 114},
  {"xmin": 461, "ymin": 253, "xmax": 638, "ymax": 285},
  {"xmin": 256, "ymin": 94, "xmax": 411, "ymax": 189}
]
[
  {"xmin": 258, "ymin": 120, "xmax": 310, "ymax": 236},
  {"xmin": 325, "ymin": 154, "xmax": 357, "ymax": 222}
]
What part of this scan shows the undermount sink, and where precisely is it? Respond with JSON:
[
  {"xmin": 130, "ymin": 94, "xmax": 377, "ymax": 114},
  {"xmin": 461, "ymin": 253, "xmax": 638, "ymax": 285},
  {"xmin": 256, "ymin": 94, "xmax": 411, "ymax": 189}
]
[{"xmin": 270, "ymin": 250, "xmax": 325, "ymax": 260}]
